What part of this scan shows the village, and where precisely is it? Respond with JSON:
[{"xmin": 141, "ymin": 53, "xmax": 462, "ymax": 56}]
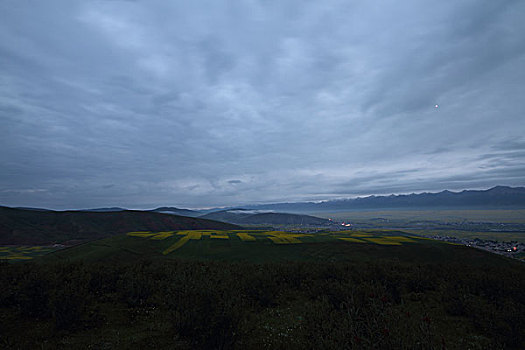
[{"xmin": 424, "ymin": 234, "xmax": 525, "ymax": 259}]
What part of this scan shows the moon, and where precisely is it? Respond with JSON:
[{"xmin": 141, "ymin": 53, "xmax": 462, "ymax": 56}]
[{"xmin": 434, "ymin": 104, "xmax": 439, "ymax": 108}]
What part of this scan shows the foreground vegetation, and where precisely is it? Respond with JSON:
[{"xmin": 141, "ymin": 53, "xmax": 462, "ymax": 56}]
[
  {"xmin": 1, "ymin": 256, "xmax": 524, "ymax": 349},
  {"xmin": 2, "ymin": 230, "xmax": 523, "ymax": 348}
]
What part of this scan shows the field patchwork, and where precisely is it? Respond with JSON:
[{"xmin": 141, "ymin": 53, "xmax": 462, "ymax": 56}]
[
  {"xmin": 236, "ymin": 232, "xmax": 256, "ymax": 241},
  {"xmin": 125, "ymin": 230, "xmax": 428, "ymax": 256},
  {"xmin": 35, "ymin": 228, "xmax": 489, "ymax": 264}
]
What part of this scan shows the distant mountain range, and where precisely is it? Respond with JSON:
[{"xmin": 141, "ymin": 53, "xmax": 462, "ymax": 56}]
[
  {"xmin": 81, "ymin": 206, "xmax": 203, "ymax": 217},
  {"xmin": 242, "ymin": 186, "xmax": 525, "ymax": 212},
  {"xmin": 199, "ymin": 209, "xmax": 330, "ymax": 225},
  {"xmin": 3, "ymin": 186, "xmax": 525, "ymax": 231},
  {"xmin": 80, "ymin": 207, "xmax": 127, "ymax": 212},
  {"xmin": 0, "ymin": 206, "xmax": 238, "ymax": 245},
  {"xmin": 149, "ymin": 207, "xmax": 202, "ymax": 217}
]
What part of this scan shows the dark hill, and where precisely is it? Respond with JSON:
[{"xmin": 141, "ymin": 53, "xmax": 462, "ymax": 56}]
[
  {"xmin": 199, "ymin": 209, "xmax": 253, "ymax": 223},
  {"xmin": 80, "ymin": 207, "xmax": 126, "ymax": 212},
  {"xmin": 200, "ymin": 209, "xmax": 330, "ymax": 225},
  {"xmin": 0, "ymin": 206, "xmax": 239, "ymax": 245},
  {"xmin": 239, "ymin": 212, "xmax": 330, "ymax": 225},
  {"xmin": 14, "ymin": 207, "xmax": 53, "ymax": 212},
  {"xmin": 149, "ymin": 207, "xmax": 201, "ymax": 217}
]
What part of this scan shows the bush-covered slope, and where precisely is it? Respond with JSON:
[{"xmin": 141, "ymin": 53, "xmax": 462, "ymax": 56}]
[{"xmin": 1, "ymin": 258, "xmax": 524, "ymax": 349}]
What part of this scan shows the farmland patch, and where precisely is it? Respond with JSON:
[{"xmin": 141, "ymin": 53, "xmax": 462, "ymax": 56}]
[
  {"xmin": 0, "ymin": 246, "xmax": 60, "ymax": 261},
  {"xmin": 126, "ymin": 230, "xmax": 426, "ymax": 256}
]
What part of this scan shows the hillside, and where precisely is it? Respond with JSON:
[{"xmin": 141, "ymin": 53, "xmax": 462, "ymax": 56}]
[
  {"xmin": 4, "ymin": 229, "xmax": 524, "ymax": 349},
  {"xmin": 5, "ymin": 229, "xmax": 523, "ymax": 348},
  {"xmin": 0, "ymin": 206, "xmax": 238, "ymax": 245},
  {"xmin": 38, "ymin": 229, "xmax": 512, "ymax": 265},
  {"xmin": 200, "ymin": 209, "xmax": 330, "ymax": 225}
]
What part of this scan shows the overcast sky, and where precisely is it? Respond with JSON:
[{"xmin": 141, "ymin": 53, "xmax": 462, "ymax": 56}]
[{"xmin": 1, "ymin": 0, "xmax": 525, "ymax": 209}]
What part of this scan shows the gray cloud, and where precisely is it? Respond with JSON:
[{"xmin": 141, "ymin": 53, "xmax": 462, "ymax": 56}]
[{"xmin": 1, "ymin": 0, "xmax": 524, "ymax": 209}]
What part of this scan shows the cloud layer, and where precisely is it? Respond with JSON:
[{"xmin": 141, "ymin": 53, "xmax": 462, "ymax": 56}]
[{"xmin": 1, "ymin": 0, "xmax": 524, "ymax": 209}]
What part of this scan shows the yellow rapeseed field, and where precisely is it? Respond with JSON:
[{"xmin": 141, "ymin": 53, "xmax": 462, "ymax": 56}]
[
  {"xmin": 266, "ymin": 232, "xmax": 312, "ymax": 244},
  {"xmin": 175, "ymin": 230, "xmax": 217, "ymax": 236},
  {"xmin": 385, "ymin": 236, "xmax": 416, "ymax": 242},
  {"xmin": 127, "ymin": 232, "xmax": 157, "ymax": 238},
  {"xmin": 19, "ymin": 246, "xmax": 43, "ymax": 251},
  {"xmin": 338, "ymin": 237, "xmax": 366, "ymax": 243},
  {"xmin": 363, "ymin": 237, "xmax": 403, "ymax": 245},
  {"xmin": 237, "ymin": 232, "xmax": 256, "ymax": 241},
  {"xmin": 267, "ymin": 236, "xmax": 296, "ymax": 244},
  {"xmin": 150, "ymin": 231, "xmax": 174, "ymax": 240},
  {"xmin": 0, "ymin": 246, "xmax": 58, "ymax": 261},
  {"xmin": 3, "ymin": 255, "xmax": 33, "ymax": 260},
  {"xmin": 162, "ymin": 231, "xmax": 203, "ymax": 255},
  {"xmin": 349, "ymin": 233, "xmax": 373, "ymax": 237},
  {"xmin": 125, "ymin": 229, "xmax": 425, "ymax": 256},
  {"xmin": 162, "ymin": 236, "xmax": 190, "ymax": 255}
]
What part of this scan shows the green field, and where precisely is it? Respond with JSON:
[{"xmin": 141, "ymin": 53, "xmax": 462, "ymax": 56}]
[{"xmin": 40, "ymin": 229, "xmax": 509, "ymax": 265}]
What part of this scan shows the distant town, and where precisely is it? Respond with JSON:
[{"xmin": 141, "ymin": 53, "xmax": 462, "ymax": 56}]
[{"xmin": 422, "ymin": 234, "xmax": 524, "ymax": 259}]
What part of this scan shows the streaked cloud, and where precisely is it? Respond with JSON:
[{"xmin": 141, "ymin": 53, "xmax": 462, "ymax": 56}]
[{"xmin": 1, "ymin": 0, "xmax": 524, "ymax": 209}]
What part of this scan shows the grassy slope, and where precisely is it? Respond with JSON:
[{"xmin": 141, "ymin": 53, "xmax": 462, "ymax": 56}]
[
  {"xmin": 40, "ymin": 229, "xmax": 513, "ymax": 266},
  {"xmin": 0, "ymin": 207, "xmax": 239, "ymax": 245}
]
